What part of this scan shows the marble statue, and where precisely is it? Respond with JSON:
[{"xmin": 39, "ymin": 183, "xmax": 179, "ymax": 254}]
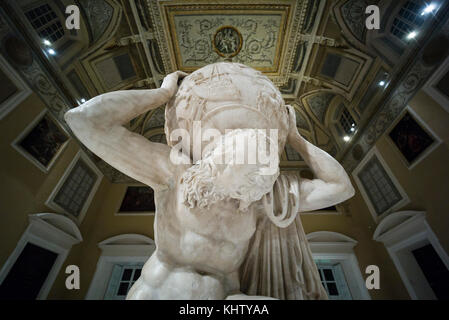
[{"xmin": 65, "ymin": 62, "xmax": 355, "ymax": 300}]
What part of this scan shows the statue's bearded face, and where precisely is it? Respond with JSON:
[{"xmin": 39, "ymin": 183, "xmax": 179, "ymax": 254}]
[{"xmin": 181, "ymin": 129, "xmax": 279, "ymax": 211}]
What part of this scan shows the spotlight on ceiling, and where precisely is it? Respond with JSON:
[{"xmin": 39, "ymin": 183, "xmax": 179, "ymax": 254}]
[
  {"xmin": 43, "ymin": 39, "xmax": 51, "ymax": 46},
  {"xmin": 421, "ymin": 3, "xmax": 437, "ymax": 15},
  {"xmin": 378, "ymin": 80, "xmax": 386, "ymax": 86},
  {"xmin": 47, "ymin": 48, "xmax": 56, "ymax": 55},
  {"xmin": 80, "ymin": 98, "xmax": 86, "ymax": 103},
  {"xmin": 343, "ymin": 136, "xmax": 350, "ymax": 142},
  {"xmin": 407, "ymin": 31, "xmax": 418, "ymax": 40},
  {"xmin": 350, "ymin": 127, "xmax": 355, "ymax": 132}
]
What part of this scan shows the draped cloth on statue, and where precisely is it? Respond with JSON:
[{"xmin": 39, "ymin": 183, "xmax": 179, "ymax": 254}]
[{"xmin": 240, "ymin": 173, "xmax": 328, "ymax": 300}]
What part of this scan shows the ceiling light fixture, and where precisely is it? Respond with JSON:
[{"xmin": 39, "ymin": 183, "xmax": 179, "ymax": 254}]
[
  {"xmin": 350, "ymin": 127, "xmax": 355, "ymax": 132},
  {"xmin": 343, "ymin": 136, "xmax": 350, "ymax": 142},
  {"xmin": 80, "ymin": 98, "xmax": 86, "ymax": 103},
  {"xmin": 43, "ymin": 39, "xmax": 51, "ymax": 46},
  {"xmin": 47, "ymin": 48, "xmax": 56, "ymax": 55},
  {"xmin": 407, "ymin": 31, "xmax": 418, "ymax": 40},
  {"xmin": 421, "ymin": 3, "xmax": 437, "ymax": 15},
  {"xmin": 379, "ymin": 80, "xmax": 386, "ymax": 86}
]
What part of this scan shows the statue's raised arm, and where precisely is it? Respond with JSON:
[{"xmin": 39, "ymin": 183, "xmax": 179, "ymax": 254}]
[
  {"xmin": 64, "ymin": 71, "xmax": 187, "ymax": 191},
  {"xmin": 286, "ymin": 105, "xmax": 355, "ymax": 212}
]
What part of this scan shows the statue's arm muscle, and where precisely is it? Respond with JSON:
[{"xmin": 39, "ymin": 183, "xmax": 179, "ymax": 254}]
[
  {"xmin": 286, "ymin": 106, "xmax": 355, "ymax": 212},
  {"xmin": 64, "ymin": 88, "xmax": 174, "ymax": 191}
]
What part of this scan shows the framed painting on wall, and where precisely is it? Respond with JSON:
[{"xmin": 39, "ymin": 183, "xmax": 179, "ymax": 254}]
[
  {"xmin": 116, "ymin": 186, "xmax": 155, "ymax": 215},
  {"xmin": 387, "ymin": 107, "xmax": 440, "ymax": 169},
  {"xmin": 12, "ymin": 110, "xmax": 70, "ymax": 172}
]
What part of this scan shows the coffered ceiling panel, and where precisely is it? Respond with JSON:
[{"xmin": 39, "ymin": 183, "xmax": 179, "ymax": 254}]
[{"xmin": 171, "ymin": 13, "xmax": 284, "ymax": 70}]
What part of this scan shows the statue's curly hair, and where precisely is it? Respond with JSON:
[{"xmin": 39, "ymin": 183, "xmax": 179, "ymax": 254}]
[{"xmin": 181, "ymin": 129, "xmax": 279, "ymax": 211}]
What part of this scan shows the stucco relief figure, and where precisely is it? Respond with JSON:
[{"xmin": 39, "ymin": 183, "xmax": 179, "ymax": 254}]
[{"xmin": 65, "ymin": 62, "xmax": 355, "ymax": 300}]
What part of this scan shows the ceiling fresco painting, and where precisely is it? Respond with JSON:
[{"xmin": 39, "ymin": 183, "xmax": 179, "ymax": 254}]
[
  {"xmin": 171, "ymin": 12, "xmax": 284, "ymax": 70},
  {"xmin": 153, "ymin": 1, "xmax": 311, "ymax": 86}
]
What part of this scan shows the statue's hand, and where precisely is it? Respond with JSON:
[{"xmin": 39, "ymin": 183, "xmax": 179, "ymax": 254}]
[
  {"xmin": 286, "ymin": 105, "xmax": 301, "ymax": 142},
  {"xmin": 161, "ymin": 71, "xmax": 188, "ymax": 97}
]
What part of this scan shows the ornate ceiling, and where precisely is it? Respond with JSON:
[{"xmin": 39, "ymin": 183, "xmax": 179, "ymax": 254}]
[
  {"xmin": 1, "ymin": 0, "xmax": 448, "ymax": 183},
  {"xmin": 150, "ymin": 1, "xmax": 310, "ymax": 86}
]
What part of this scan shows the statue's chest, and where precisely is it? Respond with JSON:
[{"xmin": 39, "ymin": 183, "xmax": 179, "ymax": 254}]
[
  {"xmin": 154, "ymin": 179, "xmax": 257, "ymax": 273},
  {"xmin": 174, "ymin": 184, "xmax": 257, "ymax": 242}
]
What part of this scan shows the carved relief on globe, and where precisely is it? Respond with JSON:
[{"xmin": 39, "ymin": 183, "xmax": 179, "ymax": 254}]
[{"xmin": 212, "ymin": 26, "xmax": 243, "ymax": 57}]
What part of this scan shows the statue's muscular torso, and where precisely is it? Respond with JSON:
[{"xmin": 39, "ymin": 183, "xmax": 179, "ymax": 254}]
[{"xmin": 126, "ymin": 170, "xmax": 260, "ymax": 299}]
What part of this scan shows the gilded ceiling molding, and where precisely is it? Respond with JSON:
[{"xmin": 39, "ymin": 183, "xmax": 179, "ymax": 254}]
[
  {"xmin": 300, "ymin": 90, "xmax": 336, "ymax": 128},
  {"xmin": 302, "ymin": 0, "xmax": 320, "ymax": 33},
  {"xmin": 297, "ymin": 34, "xmax": 344, "ymax": 47},
  {"xmin": 302, "ymin": 76, "xmax": 323, "ymax": 87},
  {"xmin": 291, "ymin": 0, "xmax": 327, "ymax": 98},
  {"xmin": 77, "ymin": 0, "xmax": 114, "ymax": 44},
  {"xmin": 291, "ymin": 41, "xmax": 307, "ymax": 73},
  {"xmin": 298, "ymin": 89, "xmax": 344, "ymax": 159},
  {"xmin": 129, "ymin": 0, "xmax": 163, "ymax": 86},
  {"xmin": 148, "ymin": 39, "xmax": 165, "ymax": 75},
  {"xmin": 77, "ymin": 0, "xmax": 122, "ymax": 57},
  {"xmin": 74, "ymin": 0, "xmax": 124, "ymax": 97},
  {"xmin": 314, "ymin": 46, "xmax": 373, "ymax": 101},
  {"xmin": 280, "ymin": 78, "xmax": 298, "ymax": 95},
  {"xmin": 147, "ymin": 0, "xmax": 310, "ymax": 87},
  {"xmin": 332, "ymin": 0, "xmax": 374, "ymax": 51}
]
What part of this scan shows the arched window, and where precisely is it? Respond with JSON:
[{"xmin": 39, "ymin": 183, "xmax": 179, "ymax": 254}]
[
  {"xmin": 390, "ymin": 1, "xmax": 426, "ymax": 42},
  {"xmin": 24, "ymin": 3, "xmax": 65, "ymax": 46},
  {"xmin": 307, "ymin": 231, "xmax": 370, "ymax": 300},
  {"xmin": 86, "ymin": 234, "xmax": 155, "ymax": 300},
  {"xmin": 364, "ymin": 0, "xmax": 440, "ymax": 66},
  {"xmin": 339, "ymin": 107, "xmax": 357, "ymax": 135},
  {"xmin": 316, "ymin": 260, "xmax": 352, "ymax": 300}
]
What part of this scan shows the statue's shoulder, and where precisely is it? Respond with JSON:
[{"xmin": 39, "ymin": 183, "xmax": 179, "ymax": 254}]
[{"xmin": 158, "ymin": 163, "xmax": 192, "ymax": 190}]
